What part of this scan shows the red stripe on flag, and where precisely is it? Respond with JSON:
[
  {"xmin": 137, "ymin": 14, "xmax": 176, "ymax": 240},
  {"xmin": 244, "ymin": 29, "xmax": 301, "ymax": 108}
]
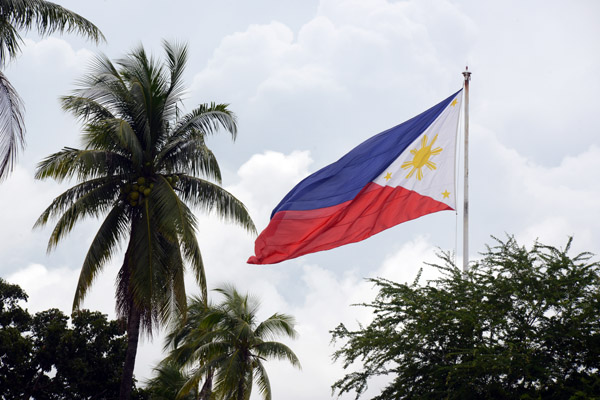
[{"xmin": 248, "ymin": 183, "xmax": 452, "ymax": 264}]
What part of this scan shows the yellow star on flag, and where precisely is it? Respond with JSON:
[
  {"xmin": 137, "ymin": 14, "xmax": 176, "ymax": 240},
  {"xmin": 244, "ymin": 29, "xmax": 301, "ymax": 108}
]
[
  {"xmin": 384, "ymin": 172, "xmax": 392, "ymax": 181},
  {"xmin": 442, "ymin": 190, "xmax": 450, "ymax": 198},
  {"xmin": 450, "ymin": 98, "xmax": 458, "ymax": 107}
]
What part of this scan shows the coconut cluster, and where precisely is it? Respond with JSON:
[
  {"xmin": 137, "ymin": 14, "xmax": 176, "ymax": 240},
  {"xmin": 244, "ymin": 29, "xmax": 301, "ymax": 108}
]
[{"xmin": 120, "ymin": 175, "xmax": 179, "ymax": 206}]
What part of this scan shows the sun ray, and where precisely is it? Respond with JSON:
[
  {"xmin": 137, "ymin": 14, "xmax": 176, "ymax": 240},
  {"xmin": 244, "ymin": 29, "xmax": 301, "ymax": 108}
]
[{"xmin": 401, "ymin": 134, "xmax": 444, "ymax": 181}]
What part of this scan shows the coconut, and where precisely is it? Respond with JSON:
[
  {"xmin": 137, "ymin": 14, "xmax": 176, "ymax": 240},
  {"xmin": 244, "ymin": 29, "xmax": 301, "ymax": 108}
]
[
  {"xmin": 137, "ymin": 177, "xmax": 146, "ymax": 185},
  {"xmin": 143, "ymin": 188, "xmax": 151, "ymax": 196},
  {"xmin": 130, "ymin": 192, "xmax": 140, "ymax": 200}
]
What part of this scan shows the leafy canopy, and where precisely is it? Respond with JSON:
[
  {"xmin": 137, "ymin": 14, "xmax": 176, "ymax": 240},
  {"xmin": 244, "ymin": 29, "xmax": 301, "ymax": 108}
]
[
  {"xmin": 331, "ymin": 237, "xmax": 600, "ymax": 400},
  {"xmin": 0, "ymin": 277, "xmax": 146, "ymax": 399}
]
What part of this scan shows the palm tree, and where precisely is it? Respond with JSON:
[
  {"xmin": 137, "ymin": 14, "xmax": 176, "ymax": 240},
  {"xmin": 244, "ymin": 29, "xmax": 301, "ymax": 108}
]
[
  {"xmin": 145, "ymin": 360, "xmax": 197, "ymax": 400},
  {"xmin": 34, "ymin": 42, "xmax": 256, "ymax": 400},
  {"xmin": 0, "ymin": 0, "xmax": 104, "ymax": 180},
  {"xmin": 166, "ymin": 286, "xmax": 301, "ymax": 400},
  {"xmin": 162, "ymin": 295, "xmax": 215, "ymax": 400}
]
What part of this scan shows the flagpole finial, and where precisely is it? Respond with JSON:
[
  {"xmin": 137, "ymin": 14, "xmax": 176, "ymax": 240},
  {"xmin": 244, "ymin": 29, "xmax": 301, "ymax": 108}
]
[{"xmin": 463, "ymin": 66, "xmax": 471, "ymax": 81}]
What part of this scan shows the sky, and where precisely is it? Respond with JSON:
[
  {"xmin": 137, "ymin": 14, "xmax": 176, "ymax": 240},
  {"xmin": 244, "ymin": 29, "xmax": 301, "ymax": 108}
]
[{"xmin": 2, "ymin": 0, "xmax": 600, "ymax": 398}]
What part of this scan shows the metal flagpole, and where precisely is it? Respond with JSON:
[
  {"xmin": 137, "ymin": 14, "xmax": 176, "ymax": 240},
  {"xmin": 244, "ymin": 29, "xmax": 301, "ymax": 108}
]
[{"xmin": 462, "ymin": 67, "xmax": 471, "ymax": 273}]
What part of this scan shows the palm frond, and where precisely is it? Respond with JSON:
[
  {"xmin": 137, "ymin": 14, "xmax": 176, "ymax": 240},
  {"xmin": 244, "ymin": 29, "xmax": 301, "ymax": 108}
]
[
  {"xmin": 212, "ymin": 348, "xmax": 248, "ymax": 400},
  {"xmin": 254, "ymin": 313, "xmax": 298, "ymax": 340},
  {"xmin": 253, "ymin": 361, "xmax": 272, "ymax": 400},
  {"xmin": 152, "ymin": 176, "xmax": 206, "ymax": 297},
  {"xmin": 157, "ymin": 239, "xmax": 187, "ymax": 327},
  {"xmin": 145, "ymin": 360, "xmax": 195, "ymax": 400},
  {"xmin": 178, "ymin": 175, "xmax": 256, "ymax": 234},
  {"xmin": 35, "ymin": 147, "xmax": 131, "ymax": 181},
  {"xmin": 8, "ymin": 0, "xmax": 104, "ymax": 41},
  {"xmin": 60, "ymin": 95, "xmax": 115, "ymax": 123},
  {"xmin": 34, "ymin": 177, "xmax": 121, "ymax": 250},
  {"xmin": 132, "ymin": 200, "xmax": 158, "ymax": 311},
  {"xmin": 117, "ymin": 44, "xmax": 168, "ymax": 149},
  {"xmin": 112, "ymin": 118, "xmax": 144, "ymax": 165},
  {"xmin": 118, "ymin": 237, "xmax": 175, "ymax": 334},
  {"xmin": 0, "ymin": 16, "xmax": 23, "ymax": 63},
  {"xmin": 164, "ymin": 296, "xmax": 212, "ymax": 353},
  {"xmin": 0, "ymin": 0, "xmax": 104, "ymax": 64},
  {"xmin": 0, "ymin": 70, "xmax": 25, "ymax": 180},
  {"xmin": 254, "ymin": 342, "xmax": 301, "ymax": 369},
  {"xmin": 70, "ymin": 54, "xmax": 137, "ymax": 126},
  {"xmin": 169, "ymin": 103, "xmax": 237, "ymax": 141},
  {"xmin": 162, "ymin": 40, "xmax": 187, "ymax": 121},
  {"xmin": 73, "ymin": 201, "xmax": 129, "ymax": 310},
  {"xmin": 156, "ymin": 135, "xmax": 222, "ymax": 182}
]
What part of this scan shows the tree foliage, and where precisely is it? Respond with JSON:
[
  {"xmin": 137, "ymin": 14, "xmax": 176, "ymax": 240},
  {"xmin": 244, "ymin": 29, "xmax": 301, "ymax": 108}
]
[
  {"xmin": 331, "ymin": 237, "xmax": 600, "ymax": 400},
  {"xmin": 0, "ymin": 277, "xmax": 147, "ymax": 399}
]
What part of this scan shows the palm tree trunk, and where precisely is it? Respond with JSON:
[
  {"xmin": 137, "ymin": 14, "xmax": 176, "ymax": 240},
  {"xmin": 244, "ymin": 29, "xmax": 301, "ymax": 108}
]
[
  {"xmin": 237, "ymin": 379, "xmax": 245, "ymax": 400},
  {"xmin": 236, "ymin": 365, "xmax": 248, "ymax": 400},
  {"xmin": 119, "ymin": 306, "xmax": 141, "ymax": 400}
]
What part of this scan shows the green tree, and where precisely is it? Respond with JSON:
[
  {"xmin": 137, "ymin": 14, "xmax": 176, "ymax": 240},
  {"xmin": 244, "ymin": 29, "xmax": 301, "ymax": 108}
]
[
  {"xmin": 34, "ymin": 42, "xmax": 256, "ymax": 399},
  {"xmin": 331, "ymin": 237, "xmax": 600, "ymax": 400},
  {"xmin": 0, "ymin": 277, "xmax": 33, "ymax": 398},
  {"xmin": 162, "ymin": 286, "xmax": 301, "ymax": 400},
  {"xmin": 0, "ymin": 0, "xmax": 104, "ymax": 180},
  {"xmin": 0, "ymin": 277, "xmax": 146, "ymax": 398}
]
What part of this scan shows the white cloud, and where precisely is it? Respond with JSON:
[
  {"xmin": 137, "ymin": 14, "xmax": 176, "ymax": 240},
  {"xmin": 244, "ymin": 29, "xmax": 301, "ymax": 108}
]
[
  {"xmin": 0, "ymin": 167, "xmax": 57, "ymax": 267},
  {"xmin": 6, "ymin": 261, "xmax": 118, "ymax": 318},
  {"xmin": 232, "ymin": 150, "xmax": 313, "ymax": 224},
  {"xmin": 14, "ymin": 37, "xmax": 94, "ymax": 70},
  {"xmin": 8, "ymin": 263, "xmax": 78, "ymax": 312},
  {"xmin": 190, "ymin": 0, "xmax": 478, "ymax": 166},
  {"xmin": 470, "ymin": 127, "xmax": 600, "ymax": 254}
]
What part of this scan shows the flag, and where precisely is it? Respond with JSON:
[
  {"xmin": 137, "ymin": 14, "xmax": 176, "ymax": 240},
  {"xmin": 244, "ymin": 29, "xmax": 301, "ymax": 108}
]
[{"xmin": 248, "ymin": 90, "xmax": 463, "ymax": 264}]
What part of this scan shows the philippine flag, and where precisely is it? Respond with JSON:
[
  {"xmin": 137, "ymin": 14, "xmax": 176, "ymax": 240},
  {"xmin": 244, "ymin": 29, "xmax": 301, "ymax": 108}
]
[{"xmin": 248, "ymin": 90, "xmax": 463, "ymax": 265}]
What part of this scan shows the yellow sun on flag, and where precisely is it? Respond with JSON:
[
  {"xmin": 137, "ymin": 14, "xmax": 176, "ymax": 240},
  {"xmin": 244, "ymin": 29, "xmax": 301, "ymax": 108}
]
[{"xmin": 401, "ymin": 134, "xmax": 443, "ymax": 180}]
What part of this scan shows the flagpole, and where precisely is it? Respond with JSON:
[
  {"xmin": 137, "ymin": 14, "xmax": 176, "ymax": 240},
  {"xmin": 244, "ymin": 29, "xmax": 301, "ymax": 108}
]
[{"xmin": 462, "ymin": 67, "xmax": 471, "ymax": 273}]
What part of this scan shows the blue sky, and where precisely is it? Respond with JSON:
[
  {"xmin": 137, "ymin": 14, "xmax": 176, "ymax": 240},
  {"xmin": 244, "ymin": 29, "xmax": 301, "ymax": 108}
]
[{"xmin": 2, "ymin": 0, "xmax": 600, "ymax": 398}]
